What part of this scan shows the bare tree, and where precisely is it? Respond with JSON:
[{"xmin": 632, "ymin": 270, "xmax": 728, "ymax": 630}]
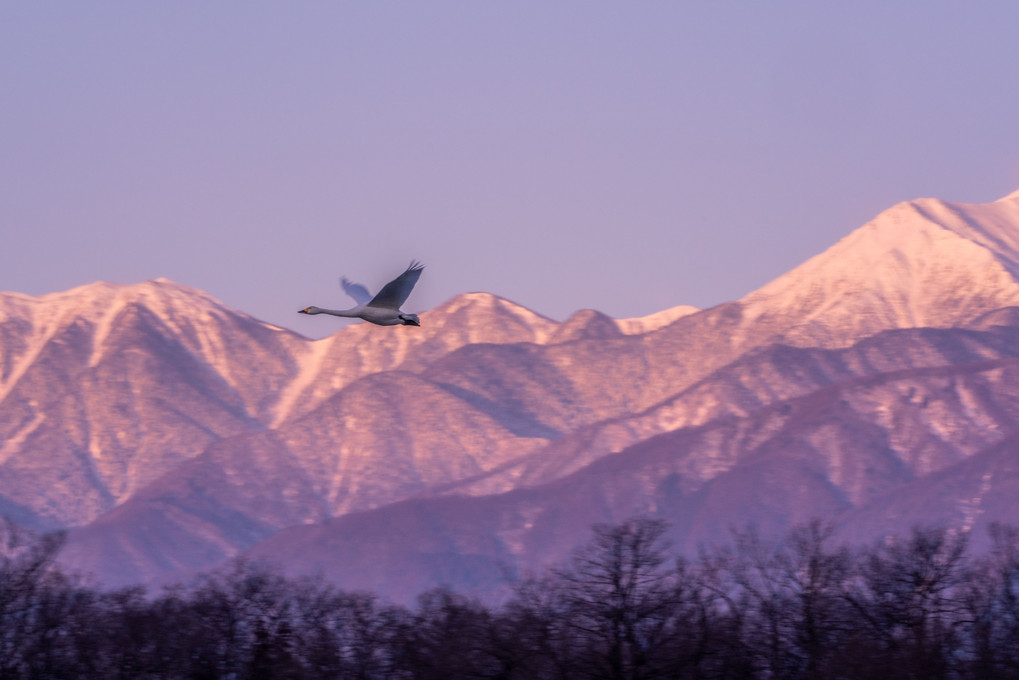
[
  {"xmin": 503, "ymin": 572, "xmax": 583, "ymax": 680},
  {"xmin": 695, "ymin": 521, "xmax": 855, "ymax": 680},
  {"xmin": 958, "ymin": 523, "xmax": 1019, "ymax": 679},
  {"xmin": 389, "ymin": 587, "xmax": 499, "ymax": 679},
  {"xmin": 10, "ymin": 515, "xmax": 1019, "ymax": 679},
  {"xmin": 557, "ymin": 517, "xmax": 680, "ymax": 680},
  {"xmin": 290, "ymin": 586, "xmax": 401, "ymax": 679},
  {"xmin": 843, "ymin": 526, "xmax": 970, "ymax": 680},
  {"xmin": 772, "ymin": 520, "xmax": 854, "ymax": 679},
  {"xmin": 0, "ymin": 522, "xmax": 69, "ymax": 679}
]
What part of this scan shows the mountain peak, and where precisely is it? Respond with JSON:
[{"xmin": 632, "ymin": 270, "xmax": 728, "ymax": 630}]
[
  {"xmin": 33, "ymin": 278, "xmax": 237, "ymax": 345},
  {"xmin": 426, "ymin": 292, "xmax": 558, "ymax": 343},
  {"xmin": 551, "ymin": 309, "xmax": 622, "ymax": 343},
  {"xmin": 13, "ymin": 278, "xmax": 221, "ymax": 318},
  {"xmin": 740, "ymin": 193, "xmax": 1019, "ymax": 346},
  {"xmin": 10, "ymin": 186, "xmax": 1019, "ymax": 599}
]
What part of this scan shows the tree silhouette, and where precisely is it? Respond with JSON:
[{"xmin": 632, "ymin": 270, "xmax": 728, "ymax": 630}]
[
  {"xmin": 556, "ymin": 517, "xmax": 681, "ymax": 680},
  {"xmin": 6, "ymin": 515, "xmax": 1019, "ymax": 679},
  {"xmin": 843, "ymin": 526, "xmax": 969, "ymax": 680}
]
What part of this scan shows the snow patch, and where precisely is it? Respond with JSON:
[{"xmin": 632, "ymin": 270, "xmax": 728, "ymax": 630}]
[
  {"xmin": 615, "ymin": 305, "xmax": 699, "ymax": 334},
  {"xmin": 958, "ymin": 471, "xmax": 993, "ymax": 534},
  {"xmin": 270, "ymin": 336, "xmax": 336, "ymax": 427},
  {"xmin": 0, "ymin": 412, "xmax": 46, "ymax": 464},
  {"xmin": 739, "ymin": 195, "xmax": 1019, "ymax": 344}
]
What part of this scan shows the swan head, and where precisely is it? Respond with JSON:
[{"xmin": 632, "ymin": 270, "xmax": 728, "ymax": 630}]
[
  {"xmin": 399, "ymin": 313, "xmax": 421, "ymax": 327},
  {"xmin": 298, "ymin": 306, "xmax": 322, "ymax": 315}
]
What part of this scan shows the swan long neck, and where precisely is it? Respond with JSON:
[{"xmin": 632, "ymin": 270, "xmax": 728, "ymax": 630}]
[{"xmin": 319, "ymin": 307, "xmax": 361, "ymax": 318}]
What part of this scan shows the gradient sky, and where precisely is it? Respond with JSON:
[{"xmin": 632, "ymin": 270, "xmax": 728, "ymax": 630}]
[{"xmin": 3, "ymin": 2, "xmax": 1018, "ymax": 339}]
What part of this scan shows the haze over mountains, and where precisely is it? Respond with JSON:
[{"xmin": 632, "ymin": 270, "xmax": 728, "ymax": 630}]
[{"xmin": 3, "ymin": 189, "xmax": 1019, "ymax": 601}]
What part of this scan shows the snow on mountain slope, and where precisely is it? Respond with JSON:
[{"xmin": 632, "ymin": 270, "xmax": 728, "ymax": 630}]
[
  {"xmin": 245, "ymin": 333, "xmax": 1019, "ymax": 602},
  {"xmin": 0, "ymin": 283, "xmax": 566, "ymax": 528},
  {"xmin": 837, "ymin": 431, "xmax": 1019, "ymax": 551},
  {"xmin": 438, "ymin": 321, "xmax": 1019, "ymax": 499},
  {"xmin": 270, "ymin": 335, "xmax": 338, "ymax": 427},
  {"xmin": 615, "ymin": 304, "xmax": 700, "ymax": 334},
  {"xmin": 0, "ymin": 302, "xmax": 271, "ymax": 527},
  {"xmin": 58, "ymin": 431, "xmax": 326, "ymax": 587},
  {"xmin": 9, "ymin": 187, "xmax": 1019, "ymax": 597},
  {"xmin": 917, "ymin": 191, "xmax": 1019, "ymax": 268},
  {"xmin": 72, "ymin": 314, "xmax": 1019, "ymax": 591},
  {"xmin": 0, "ymin": 279, "xmax": 308, "ymax": 420},
  {"xmin": 268, "ymin": 293, "xmax": 560, "ymax": 425},
  {"xmin": 740, "ymin": 190, "xmax": 1019, "ymax": 346},
  {"xmin": 277, "ymin": 370, "xmax": 548, "ymax": 517},
  {"xmin": 60, "ymin": 369, "xmax": 551, "ymax": 586},
  {"xmin": 416, "ymin": 306, "xmax": 756, "ymax": 451}
]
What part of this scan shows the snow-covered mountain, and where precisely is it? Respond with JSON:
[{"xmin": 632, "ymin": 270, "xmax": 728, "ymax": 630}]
[
  {"xmin": 739, "ymin": 191, "xmax": 1019, "ymax": 346},
  {"xmin": 0, "ymin": 279, "xmax": 298, "ymax": 527},
  {"xmin": 0, "ymin": 285, "xmax": 565, "ymax": 529},
  {"xmin": 4, "ymin": 188, "xmax": 1019, "ymax": 599}
]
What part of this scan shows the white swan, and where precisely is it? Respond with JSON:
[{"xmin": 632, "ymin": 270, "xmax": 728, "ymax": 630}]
[{"xmin": 299, "ymin": 261, "xmax": 424, "ymax": 326}]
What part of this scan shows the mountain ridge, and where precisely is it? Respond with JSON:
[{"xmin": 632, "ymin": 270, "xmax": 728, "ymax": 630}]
[
  {"xmin": 4, "ymin": 188, "xmax": 1019, "ymax": 599},
  {"xmin": 739, "ymin": 191, "xmax": 1019, "ymax": 346}
]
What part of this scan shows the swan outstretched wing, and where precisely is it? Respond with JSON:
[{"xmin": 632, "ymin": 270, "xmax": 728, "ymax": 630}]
[
  {"xmin": 368, "ymin": 261, "xmax": 424, "ymax": 309},
  {"xmin": 340, "ymin": 277, "xmax": 373, "ymax": 305}
]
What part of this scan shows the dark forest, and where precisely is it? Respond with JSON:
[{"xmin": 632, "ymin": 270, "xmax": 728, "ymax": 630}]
[{"xmin": 3, "ymin": 517, "xmax": 1019, "ymax": 679}]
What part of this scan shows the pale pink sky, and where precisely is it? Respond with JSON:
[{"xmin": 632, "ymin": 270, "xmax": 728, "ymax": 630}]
[{"xmin": 2, "ymin": 2, "xmax": 1018, "ymax": 338}]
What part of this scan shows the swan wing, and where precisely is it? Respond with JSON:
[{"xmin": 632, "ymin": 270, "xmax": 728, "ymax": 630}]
[
  {"xmin": 340, "ymin": 277, "xmax": 373, "ymax": 305},
  {"xmin": 367, "ymin": 261, "xmax": 424, "ymax": 309}
]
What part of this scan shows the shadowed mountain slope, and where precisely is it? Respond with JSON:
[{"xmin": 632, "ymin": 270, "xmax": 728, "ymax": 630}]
[
  {"xmin": 3, "ymin": 189, "xmax": 1019, "ymax": 598},
  {"xmin": 248, "ymin": 323, "xmax": 1019, "ymax": 602}
]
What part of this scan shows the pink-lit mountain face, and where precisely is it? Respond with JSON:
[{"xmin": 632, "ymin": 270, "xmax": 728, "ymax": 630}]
[{"xmin": 4, "ymin": 190, "xmax": 1019, "ymax": 600}]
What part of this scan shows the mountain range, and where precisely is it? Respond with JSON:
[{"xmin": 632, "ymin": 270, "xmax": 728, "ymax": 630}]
[{"xmin": 3, "ymin": 188, "xmax": 1019, "ymax": 601}]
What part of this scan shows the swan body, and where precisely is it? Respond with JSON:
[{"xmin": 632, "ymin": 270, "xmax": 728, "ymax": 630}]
[{"xmin": 299, "ymin": 261, "xmax": 423, "ymax": 327}]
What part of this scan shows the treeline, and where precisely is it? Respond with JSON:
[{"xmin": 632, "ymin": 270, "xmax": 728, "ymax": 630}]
[{"xmin": 3, "ymin": 518, "xmax": 1019, "ymax": 679}]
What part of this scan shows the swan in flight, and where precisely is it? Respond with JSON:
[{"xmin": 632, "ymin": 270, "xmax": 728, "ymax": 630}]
[{"xmin": 299, "ymin": 261, "xmax": 424, "ymax": 326}]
